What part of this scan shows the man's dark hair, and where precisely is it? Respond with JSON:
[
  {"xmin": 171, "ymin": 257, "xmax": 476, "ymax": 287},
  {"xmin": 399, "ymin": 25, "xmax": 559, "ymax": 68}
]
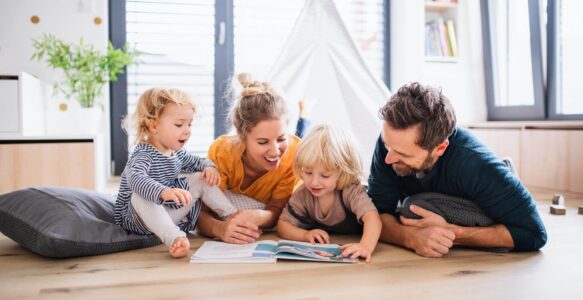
[{"xmin": 378, "ymin": 82, "xmax": 456, "ymax": 150}]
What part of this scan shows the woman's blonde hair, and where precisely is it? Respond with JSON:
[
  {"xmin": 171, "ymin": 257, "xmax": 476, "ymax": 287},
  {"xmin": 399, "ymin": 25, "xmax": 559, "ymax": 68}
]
[
  {"xmin": 229, "ymin": 73, "xmax": 287, "ymax": 139},
  {"xmin": 294, "ymin": 124, "xmax": 363, "ymax": 189},
  {"xmin": 123, "ymin": 87, "xmax": 196, "ymax": 144}
]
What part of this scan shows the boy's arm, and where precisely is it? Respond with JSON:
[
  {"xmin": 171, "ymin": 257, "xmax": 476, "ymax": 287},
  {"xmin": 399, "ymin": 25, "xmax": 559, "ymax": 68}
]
[
  {"xmin": 359, "ymin": 211, "xmax": 382, "ymax": 253},
  {"xmin": 277, "ymin": 219, "xmax": 309, "ymax": 242}
]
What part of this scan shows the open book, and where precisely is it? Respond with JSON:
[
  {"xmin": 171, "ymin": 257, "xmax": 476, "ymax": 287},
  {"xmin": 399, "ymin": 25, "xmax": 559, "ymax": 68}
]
[{"xmin": 190, "ymin": 240, "xmax": 356, "ymax": 264}]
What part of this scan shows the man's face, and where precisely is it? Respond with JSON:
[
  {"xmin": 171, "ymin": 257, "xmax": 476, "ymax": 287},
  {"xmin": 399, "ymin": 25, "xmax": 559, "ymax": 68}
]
[{"xmin": 380, "ymin": 121, "xmax": 446, "ymax": 176}]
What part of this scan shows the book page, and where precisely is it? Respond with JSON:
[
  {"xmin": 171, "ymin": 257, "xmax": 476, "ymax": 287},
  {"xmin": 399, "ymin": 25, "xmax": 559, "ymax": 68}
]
[
  {"xmin": 193, "ymin": 241, "xmax": 256, "ymax": 259},
  {"xmin": 192, "ymin": 240, "xmax": 278, "ymax": 259},
  {"xmin": 275, "ymin": 240, "xmax": 356, "ymax": 263}
]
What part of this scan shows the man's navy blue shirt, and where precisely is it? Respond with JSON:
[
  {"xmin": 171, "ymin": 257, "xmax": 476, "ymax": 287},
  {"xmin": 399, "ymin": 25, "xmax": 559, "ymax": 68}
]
[{"xmin": 368, "ymin": 127, "xmax": 547, "ymax": 251}]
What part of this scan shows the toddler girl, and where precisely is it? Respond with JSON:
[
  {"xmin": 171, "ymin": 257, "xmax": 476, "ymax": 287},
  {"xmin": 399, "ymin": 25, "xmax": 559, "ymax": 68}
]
[{"xmin": 115, "ymin": 87, "xmax": 237, "ymax": 258}]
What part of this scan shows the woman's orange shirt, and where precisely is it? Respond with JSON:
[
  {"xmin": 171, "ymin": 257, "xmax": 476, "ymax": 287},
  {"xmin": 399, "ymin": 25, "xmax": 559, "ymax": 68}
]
[{"xmin": 208, "ymin": 135, "xmax": 300, "ymax": 204}]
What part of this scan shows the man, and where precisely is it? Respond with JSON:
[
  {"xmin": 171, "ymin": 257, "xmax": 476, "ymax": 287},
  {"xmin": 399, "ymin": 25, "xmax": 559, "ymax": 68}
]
[{"xmin": 368, "ymin": 82, "xmax": 547, "ymax": 258}]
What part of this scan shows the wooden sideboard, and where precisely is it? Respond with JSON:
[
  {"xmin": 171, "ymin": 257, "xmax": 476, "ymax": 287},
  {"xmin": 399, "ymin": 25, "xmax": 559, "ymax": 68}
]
[
  {"xmin": 466, "ymin": 121, "xmax": 583, "ymax": 194},
  {"xmin": 0, "ymin": 137, "xmax": 100, "ymax": 194}
]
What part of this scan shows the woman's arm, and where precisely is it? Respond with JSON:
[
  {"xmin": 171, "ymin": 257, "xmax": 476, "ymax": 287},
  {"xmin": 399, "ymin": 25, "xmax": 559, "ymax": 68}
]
[
  {"xmin": 253, "ymin": 198, "xmax": 288, "ymax": 228},
  {"xmin": 196, "ymin": 209, "xmax": 261, "ymax": 244}
]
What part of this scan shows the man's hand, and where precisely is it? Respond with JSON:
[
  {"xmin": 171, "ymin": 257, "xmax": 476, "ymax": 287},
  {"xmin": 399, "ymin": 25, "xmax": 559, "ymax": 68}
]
[
  {"xmin": 407, "ymin": 226, "xmax": 456, "ymax": 258},
  {"xmin": 398, "ymin": 206, "xmax": 457, "ymax": 257},
  {"xmin": 200, "ymin": 167, "xmax": 221, "ymax": 186},
  {"xmin": 400, "ymin": 205, "xmax": 449, "ymax": 228}
]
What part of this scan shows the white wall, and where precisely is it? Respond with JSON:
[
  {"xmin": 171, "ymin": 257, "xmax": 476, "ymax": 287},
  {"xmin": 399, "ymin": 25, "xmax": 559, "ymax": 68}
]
[
  {"xmin": 390, "ymin": 0, "xmax": 487, "ymax": 123},
  {"xmin": 0, "ymin": 0, "xmax": 111, "ymax": 178}
]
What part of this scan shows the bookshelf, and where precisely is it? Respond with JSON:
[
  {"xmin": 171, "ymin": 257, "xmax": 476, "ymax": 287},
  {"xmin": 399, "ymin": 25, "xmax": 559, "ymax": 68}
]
[{"xmin": 424, "ymin": 0, "xmax": 459, "ymax": 62}]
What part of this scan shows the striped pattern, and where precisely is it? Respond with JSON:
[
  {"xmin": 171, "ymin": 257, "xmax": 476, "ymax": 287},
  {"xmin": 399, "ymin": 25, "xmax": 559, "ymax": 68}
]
[{"xmin": 114, "ymin": 143, "xmax": 215, "ymax": 234}]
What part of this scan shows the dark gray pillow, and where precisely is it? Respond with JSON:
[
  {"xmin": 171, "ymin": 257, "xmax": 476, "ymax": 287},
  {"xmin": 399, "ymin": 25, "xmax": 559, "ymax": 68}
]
[
  {"xmin": 0, "ymin": 187, "xmax": 160, "ymax": 258},
  {"xmin": 399, "ymin": 192, "xmax": 494, "ymax": 227}
]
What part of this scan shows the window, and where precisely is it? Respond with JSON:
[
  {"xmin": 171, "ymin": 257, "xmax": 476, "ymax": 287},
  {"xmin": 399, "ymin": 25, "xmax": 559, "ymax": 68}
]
[
  {"xmin": 110, "ymin": 0, "xmax": 389, "ymax": 175},
  {"xmin": 548, "ymin": 0, "xmax": 583, "ymax": 119},
  {"xmin": 481, "ymin": 0, "xmax": 545, "ymax": 120},
  {"xmin": 126, "ymin": 0, "xmax": 215, "ymax": 156}
]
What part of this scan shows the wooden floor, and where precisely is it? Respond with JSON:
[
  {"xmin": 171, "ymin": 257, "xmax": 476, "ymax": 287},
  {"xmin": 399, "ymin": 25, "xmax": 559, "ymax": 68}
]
[{"xmin": 1, "ymin": 188, "xmax": 583, "ymax": 299}]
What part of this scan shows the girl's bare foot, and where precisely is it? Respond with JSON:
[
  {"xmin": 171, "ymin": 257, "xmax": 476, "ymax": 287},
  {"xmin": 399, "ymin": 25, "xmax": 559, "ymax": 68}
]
[{"xmin": 169, "ymin": 237, "xmax": 190, "ymax": 258}]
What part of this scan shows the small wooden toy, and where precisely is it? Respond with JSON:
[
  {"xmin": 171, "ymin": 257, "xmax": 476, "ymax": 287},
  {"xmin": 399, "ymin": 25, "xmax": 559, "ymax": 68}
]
[
  {"xmin": 552, "ymin": 194, "xmax": 565, "ymax": 206},
  {"xmin": 550, "ymin": 205, "xmax": 566, "ymax": 215}
]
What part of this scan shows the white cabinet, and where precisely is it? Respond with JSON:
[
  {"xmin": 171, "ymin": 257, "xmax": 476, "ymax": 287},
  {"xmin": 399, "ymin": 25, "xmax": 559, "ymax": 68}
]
[
  {"xmin": 0, "ymin": 72, "xmax": 48, "ymax": 138},
  {"xmin": 0, "ymin": 76, "xmax": 20, "ymax": 133}
]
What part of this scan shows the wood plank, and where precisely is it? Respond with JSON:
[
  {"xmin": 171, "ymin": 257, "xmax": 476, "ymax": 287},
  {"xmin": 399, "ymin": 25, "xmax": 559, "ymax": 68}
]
[
  {"xmin": 521, "ymin": 130, "xmax": 569, "ymax": 191},
  {"xmin": 568, "ymin": 131, "xmax": 583, "ymax": 193},
  {"xmin": 1, "ymin": 189, "xmax": 583, "ymax": 299}
]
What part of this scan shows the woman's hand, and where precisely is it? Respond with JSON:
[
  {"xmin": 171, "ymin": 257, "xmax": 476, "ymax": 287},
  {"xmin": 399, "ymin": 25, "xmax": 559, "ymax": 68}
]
[
  {"xmin": 200, "ymin": 167, "xmax": 221, "ymax": 186},
  {"xmin": 215, "ymin": 211, "xmax": 262, "ymax": 244},
  {"xmin": 339, "ymin": 243, "xmax": 374, "ymax": 262},
  {"xmin": 303, "ymin": 229, "xmax": 330, "ymax": 244}
]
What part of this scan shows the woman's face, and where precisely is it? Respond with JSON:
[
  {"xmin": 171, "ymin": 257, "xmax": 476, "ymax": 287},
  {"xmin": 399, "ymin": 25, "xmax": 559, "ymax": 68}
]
[{"xmin": 242, "ymin": 119, "xmax": 289, "ymax": 172}]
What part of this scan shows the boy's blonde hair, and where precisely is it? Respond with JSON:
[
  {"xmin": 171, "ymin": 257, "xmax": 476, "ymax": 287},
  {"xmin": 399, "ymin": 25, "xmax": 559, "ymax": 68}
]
[
  {"xmin": 123, "ymin": 87, "xmax": 196, "ymax": 144},
  {"xmin": 294, "ymin": 124, "xmax": 363, "ymax": 189},
  {"xmin": 229, "ymin": 73, "xmax": 287, "ymax": 140}
]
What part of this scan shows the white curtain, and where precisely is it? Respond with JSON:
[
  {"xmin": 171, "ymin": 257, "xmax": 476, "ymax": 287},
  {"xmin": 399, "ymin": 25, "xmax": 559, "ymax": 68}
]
[{"xmin": 268, "ymin": 0, "xmax": 391, "ymax": 177}]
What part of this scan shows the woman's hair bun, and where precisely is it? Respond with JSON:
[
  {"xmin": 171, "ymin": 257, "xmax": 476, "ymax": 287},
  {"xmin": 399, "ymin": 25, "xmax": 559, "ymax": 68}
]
[{"xmin": 238, "ymin": 73, "xmax": 271, "ymax": 97}]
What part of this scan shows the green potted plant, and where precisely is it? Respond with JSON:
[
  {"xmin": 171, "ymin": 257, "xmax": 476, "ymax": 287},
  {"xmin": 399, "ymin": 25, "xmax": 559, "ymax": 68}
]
[{"xmin": 31, "ymin": 33, "xmax": 138, "ymax": 108}]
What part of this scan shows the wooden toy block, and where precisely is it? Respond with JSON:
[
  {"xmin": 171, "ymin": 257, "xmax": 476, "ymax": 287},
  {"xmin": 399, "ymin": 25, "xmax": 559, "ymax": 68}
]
[
  {"xmin": 552, "ymin": 194, "xmax": 565, "ymax": 206},
  {"xmin": 550, "ymin": 205, "xmax": 566, "ymax": 215}
]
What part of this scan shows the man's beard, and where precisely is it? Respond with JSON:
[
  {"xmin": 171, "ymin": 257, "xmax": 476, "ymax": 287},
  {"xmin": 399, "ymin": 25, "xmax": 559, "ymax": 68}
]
[{"xmin": 392, "ymin": 154, "xmax": 435, "ymax": 177}]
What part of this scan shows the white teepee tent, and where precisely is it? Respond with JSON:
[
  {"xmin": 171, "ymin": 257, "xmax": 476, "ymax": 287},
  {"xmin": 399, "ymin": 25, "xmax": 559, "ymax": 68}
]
[{"xmin": 268, "ymin": 0, "xmax": 391, "ymax": 177}]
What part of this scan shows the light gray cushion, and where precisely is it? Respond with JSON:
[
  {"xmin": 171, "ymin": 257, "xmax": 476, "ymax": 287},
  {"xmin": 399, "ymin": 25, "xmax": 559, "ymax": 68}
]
[{"xmin": 0, "ymin": 187, "xmax": 160, "ymax": 258}]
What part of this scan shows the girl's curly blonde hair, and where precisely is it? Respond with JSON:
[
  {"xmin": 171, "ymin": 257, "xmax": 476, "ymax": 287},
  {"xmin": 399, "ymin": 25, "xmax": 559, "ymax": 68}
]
[{"xmin": 123, "ymin": 87, "xmax": 196, "ymax": 144}]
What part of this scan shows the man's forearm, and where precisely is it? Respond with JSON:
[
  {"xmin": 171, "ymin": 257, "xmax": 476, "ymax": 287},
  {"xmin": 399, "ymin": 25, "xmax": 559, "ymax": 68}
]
[
  {"xmin": 379, "ymin": 213, "xmax": 415, "ymax": 249},
  {"xmin": 452, "ymin": 224, "xmax": 514, "ymax": 249}
]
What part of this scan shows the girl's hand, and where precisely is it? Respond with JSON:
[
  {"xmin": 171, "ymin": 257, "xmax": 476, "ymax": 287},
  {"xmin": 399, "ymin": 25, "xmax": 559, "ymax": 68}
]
[
  {"xmin": 200, "ymin": 167, "xmax": 221, "ymax": 186},
  {"xmin": 160, "ymin": 188, "xmax": 192, "ymax": 206},
  {"xmin": 339, "ymin": 243, "xmax": 374, "ymax": 263},
  {"xmin": 216, "ymin": 213, "xmax": 261, "ymax": 244},
  {"xmin": 304, "ymin": 229, "xmax": 330, "ymax": 244}
]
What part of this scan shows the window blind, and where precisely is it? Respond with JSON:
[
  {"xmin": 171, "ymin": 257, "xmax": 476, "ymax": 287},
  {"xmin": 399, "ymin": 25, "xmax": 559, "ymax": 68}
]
[{"xmin": 126, "ymin": 0, "xmax": 215, "ymax": 156}]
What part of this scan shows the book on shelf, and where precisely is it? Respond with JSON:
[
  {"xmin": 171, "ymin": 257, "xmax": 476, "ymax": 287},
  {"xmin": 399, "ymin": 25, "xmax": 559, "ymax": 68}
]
[
  {"xmin": 425, "ymin": 18, "xmax": 458, "ymax": 58},
  {"xmin": 190, "ymin": 240, "xmax": 357, "ymax": 264},
  {"xmin": 446, "ymin": 19, "xmax": 458, "ymax": 57}
]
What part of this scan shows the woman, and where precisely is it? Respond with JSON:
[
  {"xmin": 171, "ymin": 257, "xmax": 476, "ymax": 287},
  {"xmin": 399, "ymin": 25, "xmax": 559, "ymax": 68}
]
[{"xmin": 197, "ymin": 73, "xmax": 302, "ymax": 244}]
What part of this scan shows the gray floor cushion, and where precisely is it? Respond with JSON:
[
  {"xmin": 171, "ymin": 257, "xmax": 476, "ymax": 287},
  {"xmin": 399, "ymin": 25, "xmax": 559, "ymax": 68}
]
[
  {"xmin": 0, "ymin": 187, "xmax": 161, "ymax": 258},
  {"xmin": 399, "ymin": 192, "xmax": 494, "ymax": 227}
]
